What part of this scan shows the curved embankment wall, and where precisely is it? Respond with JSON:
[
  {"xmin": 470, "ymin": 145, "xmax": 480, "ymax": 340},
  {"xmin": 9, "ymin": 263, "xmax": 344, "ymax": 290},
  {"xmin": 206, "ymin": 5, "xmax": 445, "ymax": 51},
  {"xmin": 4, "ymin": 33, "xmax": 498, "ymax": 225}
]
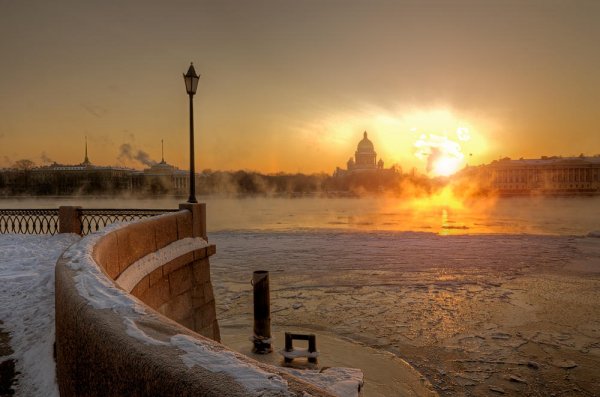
[{"xmin": 55, "ymin": 204, "xmax": 333, "ymax": 397}]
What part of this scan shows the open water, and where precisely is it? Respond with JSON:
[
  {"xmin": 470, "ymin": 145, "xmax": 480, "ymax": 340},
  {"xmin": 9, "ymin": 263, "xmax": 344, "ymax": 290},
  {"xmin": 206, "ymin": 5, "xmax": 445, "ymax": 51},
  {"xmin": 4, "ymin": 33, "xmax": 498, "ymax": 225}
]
[{"xmin": 1, "ymin": 195, "xmax": 599, "ymax": 235}]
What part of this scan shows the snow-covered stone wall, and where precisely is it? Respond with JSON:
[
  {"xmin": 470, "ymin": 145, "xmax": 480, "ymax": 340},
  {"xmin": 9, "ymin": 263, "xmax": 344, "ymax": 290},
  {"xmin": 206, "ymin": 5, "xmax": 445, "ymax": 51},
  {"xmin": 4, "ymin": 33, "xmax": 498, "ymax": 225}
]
[
  {"xmin": 54, "ymin": 206, "xmax": 333, "ymax": 397},
  {"xmin": 90, "ymin": 208, "xmax": 220, "ymax": 340}
]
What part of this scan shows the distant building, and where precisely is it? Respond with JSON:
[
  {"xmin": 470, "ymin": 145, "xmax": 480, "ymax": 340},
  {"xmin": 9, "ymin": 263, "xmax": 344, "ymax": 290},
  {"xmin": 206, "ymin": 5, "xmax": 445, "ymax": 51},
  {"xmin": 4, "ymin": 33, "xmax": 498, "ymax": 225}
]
[
  {"xmin": 334, "ymin": 131, "xmax": 398, "ymax": 177},
  {"xmin": 0, "ymin": 139, "xmax": 192, "ymax": 196},
  {"xmin": 141, "ymin": 152, "xmax": 188, "ymax": 195},
  {"xmin": 480, "ymin": 155, "xmax": 600, "ymax": 195},
  {"xmin": 27, "ymin": 141, "xmax": 133, "ymax": 194}
]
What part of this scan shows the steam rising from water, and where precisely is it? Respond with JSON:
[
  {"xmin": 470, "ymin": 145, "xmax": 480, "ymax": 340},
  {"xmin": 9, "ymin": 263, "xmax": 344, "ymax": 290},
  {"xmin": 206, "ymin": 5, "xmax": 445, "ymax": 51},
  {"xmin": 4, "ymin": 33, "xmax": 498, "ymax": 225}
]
[
  {"xmin": 425, "ymin": 147, "xmax": 443, "ymax": 173},
  {"xmin": 40, "ymin": 151, "xmax": 53, "ymax": 165}
]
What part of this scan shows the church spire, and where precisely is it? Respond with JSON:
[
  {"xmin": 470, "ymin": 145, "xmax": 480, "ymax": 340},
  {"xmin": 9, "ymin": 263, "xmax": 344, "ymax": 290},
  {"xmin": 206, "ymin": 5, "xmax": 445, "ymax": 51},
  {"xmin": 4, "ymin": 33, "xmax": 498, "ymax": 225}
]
[
  {"xmin": 161, "ymin": 139, "xmax": 165, "ymax": 164},
  {"xmin": 83, "ymin": 136, "xmax": 91, "ymax": 165}
]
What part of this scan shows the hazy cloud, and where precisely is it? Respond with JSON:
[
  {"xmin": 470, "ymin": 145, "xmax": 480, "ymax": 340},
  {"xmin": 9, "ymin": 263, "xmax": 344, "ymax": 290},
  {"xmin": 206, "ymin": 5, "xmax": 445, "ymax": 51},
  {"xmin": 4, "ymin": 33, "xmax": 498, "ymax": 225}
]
[
  {"xmin": 81, "ymin": 102, "xmax": 108, "ymax": 118},
  {"xmin": 117, "ymin": 143, "xmax": 157, "ymax": 167}
]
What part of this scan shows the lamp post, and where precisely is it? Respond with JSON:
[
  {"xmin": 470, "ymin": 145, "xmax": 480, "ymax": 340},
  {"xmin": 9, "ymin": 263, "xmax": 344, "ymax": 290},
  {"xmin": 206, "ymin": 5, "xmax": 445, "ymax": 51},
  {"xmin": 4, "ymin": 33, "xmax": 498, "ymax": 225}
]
[{"xmin": 183, "ymin": 63, "xmax": 200, "ymax": 203}]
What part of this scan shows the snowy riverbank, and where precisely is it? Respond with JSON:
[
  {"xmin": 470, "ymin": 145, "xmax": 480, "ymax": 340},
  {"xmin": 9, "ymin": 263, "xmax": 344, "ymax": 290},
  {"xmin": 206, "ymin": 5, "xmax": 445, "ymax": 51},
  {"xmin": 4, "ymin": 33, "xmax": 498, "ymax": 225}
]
[
  {"xmin": 0, "ymin": 234, "xmax": 80, "ymax": 397},
  {"xmin": 1, "ymin": 231, "xmax": 369, "ymax": 397}
]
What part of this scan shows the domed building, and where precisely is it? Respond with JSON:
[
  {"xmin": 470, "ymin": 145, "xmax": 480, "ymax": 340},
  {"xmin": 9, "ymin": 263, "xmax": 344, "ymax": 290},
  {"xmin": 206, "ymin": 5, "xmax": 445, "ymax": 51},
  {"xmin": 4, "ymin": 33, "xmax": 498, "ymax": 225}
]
[
  {"xmin": 335, "ymin": 131, "xmax": 394, "ymax": 177},
  {"xmin": 353, "ymin": 131, "xmax": 379, "ymax": 170}
]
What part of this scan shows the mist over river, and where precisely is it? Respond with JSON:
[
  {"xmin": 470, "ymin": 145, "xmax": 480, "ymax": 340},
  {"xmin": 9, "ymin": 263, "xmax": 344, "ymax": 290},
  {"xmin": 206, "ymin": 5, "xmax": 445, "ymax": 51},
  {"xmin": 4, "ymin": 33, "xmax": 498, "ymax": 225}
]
[{"xmin": 1, "ymin": 195, "xmax": 599, "ymax": 235}]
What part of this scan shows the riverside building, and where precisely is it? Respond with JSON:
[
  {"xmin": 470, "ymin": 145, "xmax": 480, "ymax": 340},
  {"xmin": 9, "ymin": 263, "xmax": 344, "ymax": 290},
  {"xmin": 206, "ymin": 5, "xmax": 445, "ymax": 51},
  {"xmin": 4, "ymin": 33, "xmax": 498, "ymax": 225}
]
[
  {"xmin": 483, "ymin": 155, "xmax": 600, "ymax": 195},
  {"xmin": 140, "ymin": 154, "xmax": 188, "ymax": 195}
]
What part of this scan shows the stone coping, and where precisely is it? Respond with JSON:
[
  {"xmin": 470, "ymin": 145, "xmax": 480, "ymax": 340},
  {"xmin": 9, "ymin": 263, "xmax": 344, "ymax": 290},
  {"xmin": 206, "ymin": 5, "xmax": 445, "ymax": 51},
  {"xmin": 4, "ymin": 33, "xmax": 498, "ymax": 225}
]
[{"xmin": 55, "ymin": 209, "xmax": 334, "ymax": 397}]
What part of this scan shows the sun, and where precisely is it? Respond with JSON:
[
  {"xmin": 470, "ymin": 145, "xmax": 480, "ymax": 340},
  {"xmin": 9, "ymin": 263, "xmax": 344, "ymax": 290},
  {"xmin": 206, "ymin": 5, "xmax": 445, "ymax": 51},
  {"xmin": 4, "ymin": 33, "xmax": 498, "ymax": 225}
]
[
  {"xmin": 414, "ymin": 132, "xmax": 466, "ymax": 177},
  {"xmin": 432, "ymin": 155, "xmax": 462, "ymax": 177}
]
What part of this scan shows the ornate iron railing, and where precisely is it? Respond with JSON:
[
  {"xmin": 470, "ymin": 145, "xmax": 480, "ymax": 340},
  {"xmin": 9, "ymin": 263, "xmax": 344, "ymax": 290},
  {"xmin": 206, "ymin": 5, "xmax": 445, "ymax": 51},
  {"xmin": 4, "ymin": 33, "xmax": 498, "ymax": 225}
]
[
  {"xmin": 0, "ymin": 209, "xmax": 60, "ymax": 235},
  {"xmin": 0, "ymin": 208, "xmax": 178, "ymax": 236},
  {"xmin": 79, "ymin": 208, "xmax": 178, "ymax": 236}
]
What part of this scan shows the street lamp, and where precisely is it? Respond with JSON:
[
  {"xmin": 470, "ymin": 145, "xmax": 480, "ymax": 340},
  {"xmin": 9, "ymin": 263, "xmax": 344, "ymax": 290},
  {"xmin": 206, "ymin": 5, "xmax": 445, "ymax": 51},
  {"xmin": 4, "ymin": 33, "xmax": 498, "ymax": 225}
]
[{"xmin": 183, "ymin": 63, "xmax": 200, "ymax": 203}]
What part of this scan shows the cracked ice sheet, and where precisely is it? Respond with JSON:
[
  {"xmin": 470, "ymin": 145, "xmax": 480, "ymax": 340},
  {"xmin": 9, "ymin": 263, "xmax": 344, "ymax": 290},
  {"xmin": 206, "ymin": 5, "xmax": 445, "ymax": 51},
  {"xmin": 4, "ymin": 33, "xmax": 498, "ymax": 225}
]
[
  {"xmin": 210, "ymin": 230, "xmax": 600, "ymax": 396},
  {"xmin": 0, "ymin": 233, "xmax": 80, "ymax": 397}
]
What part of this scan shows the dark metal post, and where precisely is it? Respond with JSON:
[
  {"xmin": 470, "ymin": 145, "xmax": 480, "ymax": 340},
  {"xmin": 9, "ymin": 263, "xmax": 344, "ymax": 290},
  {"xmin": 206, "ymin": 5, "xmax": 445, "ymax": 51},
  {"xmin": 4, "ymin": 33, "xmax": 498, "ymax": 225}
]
[
  {"xmin": 188, "ymin": 93, "xmax": 197, "ymax": 203},
  {"xmin": 252, "ymin": 270, "xmax": 272, "ymax": 353},
  {"xmin": 58, "ymin": 206, "xmax": 83, "ymax": 235}
]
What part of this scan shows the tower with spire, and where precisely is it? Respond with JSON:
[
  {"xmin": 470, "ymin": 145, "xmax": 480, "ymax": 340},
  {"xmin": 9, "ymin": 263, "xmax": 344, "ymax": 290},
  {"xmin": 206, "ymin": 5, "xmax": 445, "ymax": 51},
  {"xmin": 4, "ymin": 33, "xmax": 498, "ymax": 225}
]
[
  {"xmin": 141, "ymin": 139, "xmax": 188, "ymax": 194},
  {"xmin": 82, "ymin": 136, "xmax": 92, "ymax": 167}
]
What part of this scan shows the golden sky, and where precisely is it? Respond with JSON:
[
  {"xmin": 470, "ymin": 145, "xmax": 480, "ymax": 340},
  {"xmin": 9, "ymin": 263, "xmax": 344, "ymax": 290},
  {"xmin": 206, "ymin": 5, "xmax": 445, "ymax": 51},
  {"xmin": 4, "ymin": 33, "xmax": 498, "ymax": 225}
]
[{"xmin": 1, "ymin": 0, "xmax": 599, "ymax": 174}]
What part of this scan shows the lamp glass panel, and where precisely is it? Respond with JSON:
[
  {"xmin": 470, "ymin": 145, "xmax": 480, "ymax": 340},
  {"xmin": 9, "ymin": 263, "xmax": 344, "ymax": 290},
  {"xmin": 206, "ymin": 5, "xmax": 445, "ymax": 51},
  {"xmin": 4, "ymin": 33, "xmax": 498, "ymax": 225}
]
[
  {"xmin": 184, "ymin": 76, "xmax": 193, "ymax": 94},
  {"xmin": 190, "ymin": 76, "xmax": 199, "ymax": 94}
]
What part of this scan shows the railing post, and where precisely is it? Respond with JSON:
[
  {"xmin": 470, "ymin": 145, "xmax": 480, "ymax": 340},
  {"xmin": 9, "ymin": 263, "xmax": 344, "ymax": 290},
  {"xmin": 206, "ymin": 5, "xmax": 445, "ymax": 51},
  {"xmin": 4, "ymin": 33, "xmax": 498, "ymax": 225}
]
[
  {"xmin": 178, "ymin": 203, "xmax": 207, "ymax": 240},
  {"xmin": 59, "ymin": 206, "xmax": 82, "ymax": 235}
]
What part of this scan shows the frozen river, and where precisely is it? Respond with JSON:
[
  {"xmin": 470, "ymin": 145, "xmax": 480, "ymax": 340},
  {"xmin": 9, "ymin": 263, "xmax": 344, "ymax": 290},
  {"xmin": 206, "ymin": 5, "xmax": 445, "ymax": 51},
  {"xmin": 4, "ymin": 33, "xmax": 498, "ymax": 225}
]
[
  {"xmin": 210, "ymin": 230, "xmax": 600, "ymax": 396},
  {"xmin": 2, "ymin": 195, "xmax": 600, "ymax": 395}
]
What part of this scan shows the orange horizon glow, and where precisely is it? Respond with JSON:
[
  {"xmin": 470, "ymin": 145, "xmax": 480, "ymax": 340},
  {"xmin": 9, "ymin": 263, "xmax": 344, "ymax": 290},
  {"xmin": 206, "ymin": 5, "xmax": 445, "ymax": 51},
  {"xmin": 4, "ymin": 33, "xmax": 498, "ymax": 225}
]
[
  {"xmin": 1, "ymin": 2, "xmax": 599, "ymax": 174},
  {"xmin": 3, "ymin": 107, "xmax": 495, "ymax": 175},
  {"xmin": 297, "ymin": 107, "xmax": 491, "ymax": 176}
]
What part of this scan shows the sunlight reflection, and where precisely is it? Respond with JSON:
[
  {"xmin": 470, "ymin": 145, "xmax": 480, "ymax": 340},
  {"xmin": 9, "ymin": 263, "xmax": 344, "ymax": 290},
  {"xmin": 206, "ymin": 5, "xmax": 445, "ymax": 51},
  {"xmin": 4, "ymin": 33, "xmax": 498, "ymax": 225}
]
[
  {"xmin": 381, "ymin": 184, "xmax": 500, "ymax": 235},
  {"xmin": 441, "ymin": 209, "xmax": 450, "ymax": 236}
]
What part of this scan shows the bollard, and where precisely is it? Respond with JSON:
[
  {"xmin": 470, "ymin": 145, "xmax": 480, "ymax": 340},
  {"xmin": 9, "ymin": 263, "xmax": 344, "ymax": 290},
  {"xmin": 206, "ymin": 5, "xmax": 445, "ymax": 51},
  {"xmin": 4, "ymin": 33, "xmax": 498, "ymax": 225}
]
[{"xmin": 252, "ymin": 270, "xmax": 272, "ymax": 354}]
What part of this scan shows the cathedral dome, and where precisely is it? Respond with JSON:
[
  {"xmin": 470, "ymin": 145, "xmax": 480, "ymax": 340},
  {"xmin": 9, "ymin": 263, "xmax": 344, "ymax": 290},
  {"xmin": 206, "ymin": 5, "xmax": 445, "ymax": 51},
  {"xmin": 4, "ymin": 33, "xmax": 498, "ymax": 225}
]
[{"xmin": 357, "ymin": 131, "xmax": 374, "ymax": 152}]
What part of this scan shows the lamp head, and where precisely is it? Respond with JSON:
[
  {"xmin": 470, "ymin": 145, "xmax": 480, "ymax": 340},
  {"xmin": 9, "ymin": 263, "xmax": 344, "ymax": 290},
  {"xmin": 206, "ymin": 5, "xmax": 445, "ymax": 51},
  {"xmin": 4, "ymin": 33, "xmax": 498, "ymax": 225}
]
[{"xmin": 183, "ymin": 63, "xmax": 200, "ymax": 95}]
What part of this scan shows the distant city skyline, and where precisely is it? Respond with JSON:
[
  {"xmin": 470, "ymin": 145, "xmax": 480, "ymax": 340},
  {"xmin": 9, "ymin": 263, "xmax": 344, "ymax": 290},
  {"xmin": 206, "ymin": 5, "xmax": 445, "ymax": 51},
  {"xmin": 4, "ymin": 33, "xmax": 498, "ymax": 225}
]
[{"xmin": 1, "ymin": 0, "xmax": 599, "ymax": 174}]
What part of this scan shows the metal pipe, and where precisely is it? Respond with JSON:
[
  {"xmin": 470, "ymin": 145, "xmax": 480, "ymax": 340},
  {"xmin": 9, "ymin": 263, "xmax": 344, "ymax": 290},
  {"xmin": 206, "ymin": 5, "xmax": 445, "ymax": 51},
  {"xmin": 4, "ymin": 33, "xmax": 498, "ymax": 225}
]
[{"xmin": 252, "ymin": 270, "xmax": 272, "ymax": 353}]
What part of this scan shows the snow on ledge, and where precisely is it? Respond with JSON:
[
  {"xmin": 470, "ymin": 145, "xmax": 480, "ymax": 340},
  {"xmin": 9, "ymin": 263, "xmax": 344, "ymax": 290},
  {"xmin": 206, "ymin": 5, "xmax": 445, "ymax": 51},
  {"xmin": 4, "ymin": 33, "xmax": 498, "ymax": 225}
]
[
  {"xmin": 58, "ymin": 215, "xmax": 292, "ymax": 396},
  {"xmin": 61, "ymin": 221, "xmax": 141, "ymax": 313},
  {"xmin": 115, "ymin": 237, "xmax": 208, "ymax": 292},
  {"xmin": 171, "ymin": 334, "xmax": 290, "ymax": 395},
  {"xmin": 283, "ymin": 368, "xmax": 363, "ymax": 397}
]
